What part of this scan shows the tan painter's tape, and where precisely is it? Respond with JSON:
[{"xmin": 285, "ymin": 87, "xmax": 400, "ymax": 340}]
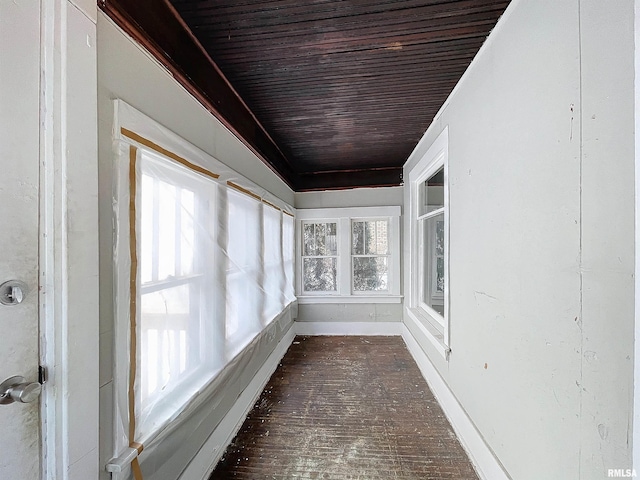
[
  {"xmin": 261, "ymin": 198, "xmax": 281, "ymax": 211},
  {"xmin": 121, "ymin": 127, "xmax": 220, "ymax": 181},
  {"xmin": 128, "ymin": 146, "xmax": 144, "ymax": 480},
  {"xmin": 227, "ymin": 181, "xmax": 261, "ymax": 201}
]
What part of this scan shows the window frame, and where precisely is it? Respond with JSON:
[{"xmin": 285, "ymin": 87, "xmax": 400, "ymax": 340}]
[
  {"xmin": 407, "ymin": 127, "xmax": 450, "ymax": 353},
  {"xmin": 296, "ymin": 206, "xmax": 401, "ymax": 303}
]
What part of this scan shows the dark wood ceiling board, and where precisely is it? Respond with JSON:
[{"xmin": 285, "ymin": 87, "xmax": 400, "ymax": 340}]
[
  {"xmin": 226, "ymin": 50, "xmax": 481, "ymax": 78},
  {"xmin": 118, "ymin": 0, "xmax": 512, "ymax": 190},
  {"xmin": 98, "ymin": 0, "xmax": 301, "ymax": 189},
  {"xmin": 240, "ymin": 71, "xmax": 475, "ymax": 94},
  {"xmin": 174, "ymin": 0, "xmax": 507, "ymax": 24},
  {"xmin": 184, "ymin": 7, "xmax": 507, "ymax": 41},
  {"xmin": 194, "ymin": 24, "xmax": 501, "ymax": 59}
]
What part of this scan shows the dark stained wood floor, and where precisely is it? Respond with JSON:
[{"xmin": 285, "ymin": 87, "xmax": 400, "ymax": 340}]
[{"xmin": 210, "ymin": 336, "xmax": 479, "ymax": 479}]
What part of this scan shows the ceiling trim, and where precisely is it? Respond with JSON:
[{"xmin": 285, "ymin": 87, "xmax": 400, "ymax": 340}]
[
  {"xmin": 296, "ymin": 167, "xmax": 403, "ymax": 192},
  {"xmin": 98, "ymin": 0, "xmax": 299, "ymax": 189}
]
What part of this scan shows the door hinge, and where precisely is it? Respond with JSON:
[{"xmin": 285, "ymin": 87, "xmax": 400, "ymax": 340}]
[{"xmin": 38, "ymin": 365, "xmax": 47, "ymax": 385}]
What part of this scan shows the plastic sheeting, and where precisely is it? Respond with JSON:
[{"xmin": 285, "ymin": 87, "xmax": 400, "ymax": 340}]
[{"xmin": 109, "ymin": 101, "xmax": 296, "ymax": 479}]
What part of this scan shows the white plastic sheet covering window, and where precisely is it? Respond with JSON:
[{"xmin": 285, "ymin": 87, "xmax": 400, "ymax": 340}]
[{"xmin": 111, "ymin": 101, "xmax": 296, "ymax": 480}]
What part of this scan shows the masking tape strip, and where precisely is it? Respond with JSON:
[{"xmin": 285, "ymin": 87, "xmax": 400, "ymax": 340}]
[
  {"xmin": 121, "ymin": 127, "xmax": 220, "ymax": 181},
  {"xmin": 131, "ymin": 458, "xmax": 143, "ymax": 480},
  {"xmin": 227, "ymin": 181, "xmax": 261, "ymax": 201},
  {"xmin": 261, "ymin": 198, "xmax": 281, "ymax": 211},
  {"xmin": 128, "ymin": 146, "xmax": 143, "ymax": 480}
]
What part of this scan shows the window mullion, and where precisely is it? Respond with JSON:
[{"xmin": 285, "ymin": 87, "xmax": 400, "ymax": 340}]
[
  {"xmin": 338, "ymin": 217, "xmax": 351, "ymax": 295},
  {"xmin": 417, "ymin": 206, "xmax": 445, "ymax": 222}
]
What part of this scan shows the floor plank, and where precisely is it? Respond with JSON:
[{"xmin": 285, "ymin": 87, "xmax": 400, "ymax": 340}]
[{"xmin": 210, "ymin": 336, "xmax": 479, "ymax": 479}]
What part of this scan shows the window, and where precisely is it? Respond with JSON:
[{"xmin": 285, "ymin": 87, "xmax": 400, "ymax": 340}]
[
  {"xmin": 263, "ymin": 202, "xmax": 285, "ymax": 322},
  {"xmin": 296, "ymin": 207, "xmax": 401, "ymax": 302},
  {"xmin": 407, "ymin": 127, "xmax": 449, "ymax": 353},
  {"xmin": 418, "ymin": 168, "xmax": 445, "ymax": 315},
  {"xmin": 283, "ymin": 213, "xmax": 296, "ymax": 303},
  {"xmin": 112, "ymin": 101, "xmax": 297, "ymax": 477},
  {"xmin": 137, "ymin": 150, "xmax": 219, "ymax": 439},
  {"xmin": 302, "ymin": 222, "xmax": 338, "ymax": 293},
  {"xmin": 352, "ymin": 219, "xmax": 390, "ymax": 292},
  {"xmin": 226, "ymin": 188, "xmax": 262, "ymax": 342}
]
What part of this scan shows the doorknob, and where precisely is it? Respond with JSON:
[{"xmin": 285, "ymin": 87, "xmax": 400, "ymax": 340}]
[
  {"xmin": 0, "ymin": 280, "xmax": 28, "ymax": 306},
  {"xmin": 0, "ymin": 376, "xmax": 41, "ymax": 405}
]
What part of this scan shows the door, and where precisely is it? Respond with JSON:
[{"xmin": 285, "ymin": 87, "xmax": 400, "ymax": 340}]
[{"xmin": 0, "ymin": 1, "xmax": 43, "ymax": 478}]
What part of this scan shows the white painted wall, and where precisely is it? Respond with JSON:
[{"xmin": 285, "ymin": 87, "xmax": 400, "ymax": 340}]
[
  {"xmin": 97, "ymin": 13, "xmax": 295, "ymax": 479},
  {"xmin": 295, "ymin": 186, "xmax": 403, "ymax": 209},
  {"xmin": 403, "ymin": 0, "xmax": 635, "ymax": 478}
]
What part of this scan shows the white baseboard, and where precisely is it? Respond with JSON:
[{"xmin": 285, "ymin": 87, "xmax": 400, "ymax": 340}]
[
  {"xmin": 294, "ymin": 321, "xmax": 403, "ymax": 336},
  {"xmin": 401, "ymin": 325, "xmax": 511, "ymax": 480},
  {"xmin": 179, "ymin": 324, "xmax": 296, "ymax": 480}
]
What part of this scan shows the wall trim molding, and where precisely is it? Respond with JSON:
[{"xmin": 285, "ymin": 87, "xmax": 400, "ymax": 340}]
[
  {"xmin": 294, "ymin": 321, "xmax": 403, "ymax": 336},
  {"xmin": 178, "ymin": 323, "xmax": 296, "ymax": 480},
  {"xmin": 401, "ymin": 325, "xmax": 511, "ymax": 480}
]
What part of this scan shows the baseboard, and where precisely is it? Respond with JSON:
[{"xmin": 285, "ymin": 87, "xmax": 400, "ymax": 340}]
[
  {"xmin": 401, "ymin": 325, "xmax": 511, "ymax": 480},
  {"xmin": 179, "ymin": 323, "xmax": 296, "ymax": 480},
  {"xmin": 294, "ymin": 321, "xmax": 403, "ymax": 336}
]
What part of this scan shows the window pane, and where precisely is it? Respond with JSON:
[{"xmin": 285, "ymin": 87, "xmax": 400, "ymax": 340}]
[
  {"xmin": 263, "ymin": 206, "xmax": 284, "ymax": 321},
  {"xmin": 353, "ymin": 257, "xmax": 388, "ymax": 292},
  {"xmin": 303, "ymin": 257, "xmax": 337, "ymax": 292},
  {"xmin": 179, "ymin": 189, "xmax": 195, "ymax": 277},
  {"xmin": 352, "ymin": 220, "xmax": 389, "ymax": 255},
  {"xmin": 303, "ymin": 222, "xmax": 337, "ymax": 256},
  {"xmin": 227, "ymin": 189, "xmax": 261, "ymax": 341},
  {"xmin": 283, "ymin": 214, "xmax": 295, "ymax": 303},
  {"xmin": 140, "ymin": 283, "xmax": 197, "ymax": 406},
  {"xmin": 140, "ymin": 174, "xmax": 154, "ymax": 283},
  {"xmin": 158, "ymin": 181, "xmax": 177, "ymax": 280},
  {"xmin": 421, "ymin": 167, "xmax": 444, "ymax": 215},
  {"xmin": 422, "ymin": 213, "xmax": 445, "ymax": 316},
  {"xmin": 352, "ymin": 221, "xmax": 365, "ymax": 255}
]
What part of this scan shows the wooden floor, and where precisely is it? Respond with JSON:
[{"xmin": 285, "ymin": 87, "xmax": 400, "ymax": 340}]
[{"xmin": 210, "ymin": 336, "xmax": 479, "ymax": 479}]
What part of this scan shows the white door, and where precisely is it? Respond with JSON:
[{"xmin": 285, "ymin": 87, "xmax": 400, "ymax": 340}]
[{"xmin": 0, "ymin": 1, "xmax": 43, "ymax": 478}]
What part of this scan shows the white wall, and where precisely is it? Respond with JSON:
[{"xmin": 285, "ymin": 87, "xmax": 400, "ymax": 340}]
[
  {"xmin": 295, "ymin": 186, "xmax": 403, "ymax": 209},
  {"xmin": 403, "ymin": 0, "xmax": 634, "ymax": 478},
  {"xmin": 97, "ymin": 13, "xmax": 295, "ymax": 479}
]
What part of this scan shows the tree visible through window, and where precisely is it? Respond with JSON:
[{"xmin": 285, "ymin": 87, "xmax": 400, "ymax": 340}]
[
  {"xmin": 302, "ymin": 222, "xmax": 337, "ymax": 292},
  {"xmin": 352, "ymin": 220, "xmax": 389, "ymax": 292}
]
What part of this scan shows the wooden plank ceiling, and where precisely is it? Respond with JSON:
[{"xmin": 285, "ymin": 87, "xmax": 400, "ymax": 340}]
[{"xmin": 101, "ymin": 0, "xmax": 510, "ymax": 191}]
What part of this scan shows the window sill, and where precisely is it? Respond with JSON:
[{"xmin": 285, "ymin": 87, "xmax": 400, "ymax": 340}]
[
  {"xmin": 297, "ymin": 295, "xmax": 403, "ymax": 304},
  {"xmin": 405, "ymin": 307, "xmax": 450, "ymax": 360}
]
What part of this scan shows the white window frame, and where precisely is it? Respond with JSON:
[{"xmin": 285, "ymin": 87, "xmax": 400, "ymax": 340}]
[
  {"xmin": 296, "ymin": 206, "xmax": 401, "ymax": 303},
  {"xmin": 407, "ymin": 127, "xmax": 450, "ymax": 353}
]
